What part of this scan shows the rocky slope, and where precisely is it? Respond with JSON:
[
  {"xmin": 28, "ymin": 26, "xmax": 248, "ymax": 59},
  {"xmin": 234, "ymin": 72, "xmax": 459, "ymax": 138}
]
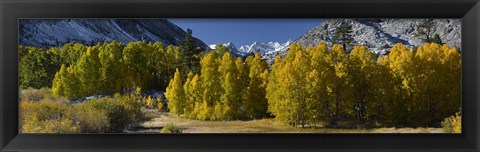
[
  {"xmin": 19, "ymin": 19, "xmax": 209, "ymax": 50},
  {"xmin": 295, "ymin": 19, "xmax": 461, "ymax": 55},
  {"xmin": 211, "ymin": 19, "xmax": 460, "ymax": 61}
]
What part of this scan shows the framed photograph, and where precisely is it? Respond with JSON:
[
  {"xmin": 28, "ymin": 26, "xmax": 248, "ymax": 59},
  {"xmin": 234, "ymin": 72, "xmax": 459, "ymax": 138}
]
[{"xmin": 1, "ymin": 0, "xmax": 479, "ymax": 151}]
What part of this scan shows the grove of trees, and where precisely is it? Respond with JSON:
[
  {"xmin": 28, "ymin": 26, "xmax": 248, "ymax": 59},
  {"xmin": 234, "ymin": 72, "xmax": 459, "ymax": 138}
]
[
  {"xmin": 20, "ymin": 39, "xmax": 461, "ymax": 129},
  {"xmin": 21, "ymin": 29, "xmax": 201, "ymax": 98},
  {"xmin": 266, "ymin": 42, "xmax": 460, "ymax": 128},
  {"xmin": 166, "ymin": 51, "xmax": 270, "ymax": 120},
  {"xmin": 49, "ymin": 41, "xmax": 183, "ymax": 99},
  {"xmin": 164, "ymin": 41, "xmax": 460, "ymax": 128}
]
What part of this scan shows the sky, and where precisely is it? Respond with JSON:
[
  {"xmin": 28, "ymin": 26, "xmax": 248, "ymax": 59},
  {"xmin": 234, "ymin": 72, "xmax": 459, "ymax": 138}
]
[{"xmin": 169, "ymin": 19, "xmax": 323, "ymax": 47}]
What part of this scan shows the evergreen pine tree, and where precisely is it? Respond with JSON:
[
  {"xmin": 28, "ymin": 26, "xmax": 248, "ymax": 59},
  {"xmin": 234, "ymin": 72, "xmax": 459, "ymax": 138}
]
[
  {"xmin": 332, "ymin": 23, "xmax": 354, "ymax": 50},
  {"xmin": 432, "ymin": 34, "xmax": 443, "ymax": 44},
  {"xmin": 178, "ymin": 29, "xmax": 202, "ymax": 75},
  {"xmin": 415, "ymin": 20, "xmax": 435, "ymax": 43}
]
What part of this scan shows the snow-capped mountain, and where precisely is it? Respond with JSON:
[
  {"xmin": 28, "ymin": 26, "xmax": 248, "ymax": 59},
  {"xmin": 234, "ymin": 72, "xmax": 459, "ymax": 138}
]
[
  {"xmin": 295, "ymin": 19, "xmax": 461, "ymax": 55},
  {"xmin": 209, "ymin": 42, "xmax": 240, "ymax": 54},
  {"xmin": 19, "ymin": 19, "xmax": 209, "ymax": 50},
  {"xmin": 210, "ymin": 41, "xmax": 292, "ymax": 59},
  {"xmin": 238, "ymin": 41, "xmax": 292, "ymax": 58},
  {"xmin": 211, "ymin": 19, "xmax": 460, "ymax": 62}
]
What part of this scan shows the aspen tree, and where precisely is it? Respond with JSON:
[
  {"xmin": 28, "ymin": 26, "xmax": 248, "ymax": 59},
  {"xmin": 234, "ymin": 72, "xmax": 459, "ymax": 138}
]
[{"xmin": 165, "ymin": 69, "xmax": 186, "ymax": 114}]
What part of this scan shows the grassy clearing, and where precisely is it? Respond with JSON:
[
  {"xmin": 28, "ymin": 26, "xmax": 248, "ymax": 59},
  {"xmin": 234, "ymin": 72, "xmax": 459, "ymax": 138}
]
[{"xmin": 131, "ymin": 109, "xmax": 445, "ymax": 133}]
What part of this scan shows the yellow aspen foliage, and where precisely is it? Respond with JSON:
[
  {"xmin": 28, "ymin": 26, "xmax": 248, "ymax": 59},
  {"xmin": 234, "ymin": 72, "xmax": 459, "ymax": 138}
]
[
  {"xmin": 267, "ymin": 44, "xmax": 317, "ymax": 127},
  {"xmin": 269, "ymin": 61, "xmax": 297, "ymax": 124},
  {"xmin": 200, "ymin": 52, "xmax": 222, "ymax": 107},
  {"xmin": 51, "ymin": 65, "xmax": 67, "ymax": 97},
  {"xmin": 411, "ymin": 43, "xmax": 461, "ymax": 126},
  {"xmin": 306, "ymin": 42, "xmax": 333, "ymax": 126},
  {"xmin": 328, "ymin": 44, "xmax": 349, "ymax": 126},
  {"xmin": 41, "ymin": 39, "xmax": 462, "ymax": 129},
  {"xmin": 183, "ymin": 71, "xmax": 195, "ymax": 117},
  {"xmin": 266, "ymin": 55, "xmax": 285, "ymax": 119},
  {"xmin": 187, "ymin": 74, "xmax": 203, "ymax": 119},
  {"xmin": 369, "ymin": 56, "xmax": 396, "ymax": 124},
  {"xmin": 235, "ymin": 57, "xmax": 249, "ymax": 117},
  {"xmin": 442, "ymin": 112, "xmax": 461, "ymax": 133},
  {"xmin": 196, "ymin": 101, "xmax": 212, "ymax": 120},
  {"xmin": 122, "ymin": 42, "xmax": 152, "ymax": 89},
  {"xmin": 348, "ymin": 46, "xmax": 376, "ymax": 124},
  {"xmin": 165, "ymin": 68, "xmax": 186, "ymax": 114},
  {"xmin": 451, "ymin": 113, "xmax": 462, "ymax": 133},
  {"xmin": 76, "ymin": 45, "xmax": 103, "ymax": 95},
  {"xmin": 98, "ymin": 41, "xmax": 125, "ymax": 94},
  {"xmin": 219, "ymin": 52, "xmax": 241, "ymax": 119},
  {"xmin": 291, "ymin": 50, "xmax": 312, "ymax": 128},
  {"xmin": 145, "ymin": 96, "xmax": 155, "ymax": 108},
  {"xmin": 157, "ymin": 95, "xmax": 165, "ymax": 111},
  {"xmin": 380, "ymin": 43, "xmax": 461, "ymax": 126},
  {"xmin": 52, "ymin": 64, "xmax": 83, "ymax": 99},
  {"xmin": 245, "ymin": 53, "xmax": 269, "ymax": 119}
]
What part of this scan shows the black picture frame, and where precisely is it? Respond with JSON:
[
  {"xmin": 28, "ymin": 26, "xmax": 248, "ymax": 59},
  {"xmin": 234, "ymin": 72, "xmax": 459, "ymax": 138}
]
[{"xmin": 1, "ymin": 0, "xmax": 479, "ymax": 152}]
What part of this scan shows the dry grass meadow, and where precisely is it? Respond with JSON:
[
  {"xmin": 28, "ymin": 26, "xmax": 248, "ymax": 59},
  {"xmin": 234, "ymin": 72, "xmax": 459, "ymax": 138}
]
[{"xmin": 126, "ymin": 108, "xmax": 445, "ymax": 134}]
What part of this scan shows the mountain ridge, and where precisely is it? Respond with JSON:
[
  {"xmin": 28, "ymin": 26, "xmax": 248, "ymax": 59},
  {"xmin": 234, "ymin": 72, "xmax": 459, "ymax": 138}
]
[
  {"xmin": 21, "ymin": 19, "xmax": 461, "ymax": 61},
  {"xmin": 19, "ymin": 19, "xmax": 210, "ymax": 50},
  {"xmin": 209, "ymin": 19, "xmax": 460, "ymax": 61},
  {"xmin": 209, "ymin": 41, "xmax": 291, "ymax": 60},
  {"xmin": 296, "ymin": 19, "xmax": 461, "ymax": 54}
]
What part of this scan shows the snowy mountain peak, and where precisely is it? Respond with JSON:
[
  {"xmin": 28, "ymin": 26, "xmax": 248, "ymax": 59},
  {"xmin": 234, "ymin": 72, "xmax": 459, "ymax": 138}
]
[
  {"xmin": 236, "ymin": 41, "xmax": 291, "ymax": 59},
  {"xmin": 208, "ymin": 44, "xmax": 217, "ymax": 49},
  {"xmin": 224, "ymin": 41, "xmax": 234, "ymax": 46},
  {"xmin": 285, "ymin": 40, "xmax": 293, "ymax": 45},
  {"xmin": 209, "ymin": 42, "xmax": 239, "ymax": 53},
  {"xmin": 209, "ymin": 41, "xmax": 291, "ymax": 59},
  {"xmin": 223, "ymin": 42, "xmax": 239, "ymax": 53}
]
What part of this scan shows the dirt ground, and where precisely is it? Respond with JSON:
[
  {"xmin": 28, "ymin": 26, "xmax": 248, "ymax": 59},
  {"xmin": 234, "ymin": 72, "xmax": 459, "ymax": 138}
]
[{"xmin": 126, "ymin": 108, "xmax": 446, "ymax": 134}]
